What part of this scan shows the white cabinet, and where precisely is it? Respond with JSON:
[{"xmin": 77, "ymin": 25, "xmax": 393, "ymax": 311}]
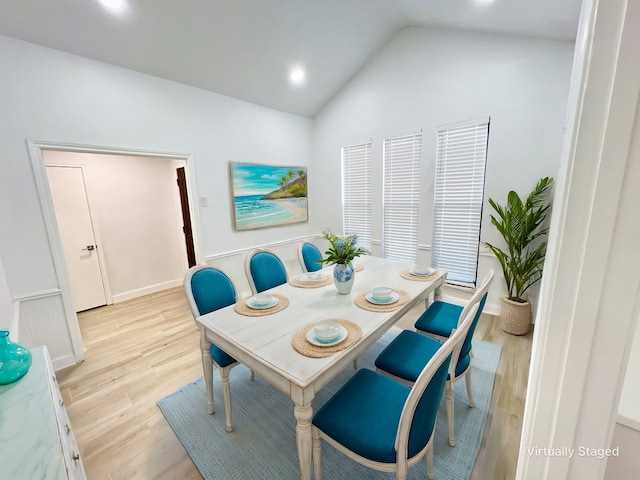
[{"xmin": 0, "ymin": 345, "xmax": 86, "ymax": 479}]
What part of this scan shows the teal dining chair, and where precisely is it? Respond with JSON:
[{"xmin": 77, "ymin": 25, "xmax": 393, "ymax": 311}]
[
  {"xmin": 374, "ymin": 270, "xmax": 494, "ymax": 447},
  {"xmin": 184, "ymin": 265, "xmax": 241, "ymax": 432},
  {"xmin": 311, "ymin": 302, "xmax": 480, "ymax": 480},
  {"xmin": 245, "ymin": 248, "xmax": 289, "ymax": 294},
  {"xmin": 298, "ymin": 241, "xmax": 323, "ymax": 273}
]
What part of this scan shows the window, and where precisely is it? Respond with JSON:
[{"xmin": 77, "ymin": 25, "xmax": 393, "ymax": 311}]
[
  {"xmin": 382, "ymin": 132, "xmax": 422, "ymax": 262},
  {"xmin": 341, "ymin": 141, "xmax": 372, "ymax": 249},
  {"xmin": 432, "ymin": 118, "xmax": 490, "ymax": 288}
]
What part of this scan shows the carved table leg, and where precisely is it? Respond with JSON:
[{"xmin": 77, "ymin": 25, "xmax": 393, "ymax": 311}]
[
  {"xmin": 294, "ymin": 403, "xmax": 313, "ymax": 480},
  {"xmin": 200, "ymin": 330, "xmax": 215, "ymax": 415}
]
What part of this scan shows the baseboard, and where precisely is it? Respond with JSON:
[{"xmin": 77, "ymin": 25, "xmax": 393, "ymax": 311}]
[
  {"xmin": 112, "ymin": 279, "xmax": 183, "ymax": 303},
  {"xmin": 438, "ymin": 293, "xmax": 501, "ymax": 317},
  {"xmin": 52, "ymin": 353, "xmax": 80, "ymax": 371}
]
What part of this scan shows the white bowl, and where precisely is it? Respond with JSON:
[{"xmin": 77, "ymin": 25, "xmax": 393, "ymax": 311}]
[
  {"xmin": 411, "ymin": 265, "xmax": 432, "ymax": 275},
  {"xmin": 314, "ymin": 320, "xmax": 341, "ymax": 341},
  {"xmin": 371, "ymin": 287, "xmax": 393, "ymax": 301},
  {"xmin": 252, "ymin": 293, "xmax": 273, "ymax": 306},
  {"xmin": 306, "ymin": 272, "xmax": 324, "ymax": 281}
]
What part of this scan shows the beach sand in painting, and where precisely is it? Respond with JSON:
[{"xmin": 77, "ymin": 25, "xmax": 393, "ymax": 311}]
[{"xmin": 239, "ymin": 197, "xmax": 308, "ymax": 230}]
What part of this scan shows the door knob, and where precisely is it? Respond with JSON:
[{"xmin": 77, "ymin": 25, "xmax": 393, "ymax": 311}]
[{"xmin": 81, "ymin": 245, "xmax": 95, "ymax": 251}]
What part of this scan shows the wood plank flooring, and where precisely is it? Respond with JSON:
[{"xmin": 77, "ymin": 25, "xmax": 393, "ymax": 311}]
[{"xmin": 57, "ymin": 287, "xmax": 532, "ymax": 479}]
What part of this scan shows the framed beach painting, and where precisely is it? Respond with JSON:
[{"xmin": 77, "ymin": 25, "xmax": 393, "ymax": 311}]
[{"xmin": 229, "ymin": 162, "xmax": 308, "ymax": 231}]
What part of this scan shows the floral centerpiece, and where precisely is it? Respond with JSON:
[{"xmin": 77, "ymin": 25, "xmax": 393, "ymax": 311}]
[{"xmin": 320, "ymin": 229, "xmax": 367, "ymax": 294}]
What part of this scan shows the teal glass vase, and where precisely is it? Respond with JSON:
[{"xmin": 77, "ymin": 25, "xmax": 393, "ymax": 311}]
[{"xmin": 0, "ymin": 330, "xmax": 32, "ymax": 385}]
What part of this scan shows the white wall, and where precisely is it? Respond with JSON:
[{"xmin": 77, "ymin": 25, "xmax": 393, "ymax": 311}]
[
  {"xmin": 0, "ymin": 34, "xmax": 313, "ymax": 366},
  {"xmin": 0, "ymin": 255, "xmax": 13, "ymax": 331},
  {"xmin": 311, "ymin": 26, "xmax": 574, "ymax": 311},
  {"xmin": 43, "ymin": 151, "xmax": 188, "ymax": 303}
]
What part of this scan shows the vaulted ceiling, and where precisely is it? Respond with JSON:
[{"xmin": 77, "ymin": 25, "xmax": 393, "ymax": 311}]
[{"xmin": 0, "ymin": 0, "xmax": 581, "ymax": 117}]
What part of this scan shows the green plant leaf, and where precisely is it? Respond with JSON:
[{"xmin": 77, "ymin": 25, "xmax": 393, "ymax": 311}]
[{"xmin": 484, "ymin": 177, "xmax": 554, "ymax": 300}]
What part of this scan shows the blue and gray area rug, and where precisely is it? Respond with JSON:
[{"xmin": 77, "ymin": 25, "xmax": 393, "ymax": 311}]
[{"xmin": 158, "ymin": 332, "xmax": 501, "ymax": 480}]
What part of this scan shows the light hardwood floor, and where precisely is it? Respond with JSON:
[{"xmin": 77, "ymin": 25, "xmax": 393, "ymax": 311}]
[{"xmin": 57, "ymin": 287, "xmax": 532, "ymax": 479}]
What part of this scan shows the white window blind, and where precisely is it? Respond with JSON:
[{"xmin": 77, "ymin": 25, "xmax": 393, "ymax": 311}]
[
  {"xmin": 432, "ymin": 118, "xmax": 490, "ymax": 288},
  {"xmin": 342, "ymin": 142, "xmax": 372, "ymax": 249},
  {"xmin": 382, "ymin": 132, "xmax": 422, "ymax": 262}
]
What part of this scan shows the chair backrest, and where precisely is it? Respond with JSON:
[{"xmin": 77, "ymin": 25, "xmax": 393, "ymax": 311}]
[
  {"xmin": 458, "ymin": 270, "xmax": 494, "ymax": 363},
  {"xmin": 394, "ymin": 302, "xmax": 480, "ymax": 468},
  {"xmin": 184, "ymin": 265, "xmax": 237, "ymax": 318},
  {"xmin": 298, "ymin": 242, "xmax": 323, "ymax": 273},
  {"xmin": 245, "ymin": 248, "xmax": 288, "ymax": 294}
]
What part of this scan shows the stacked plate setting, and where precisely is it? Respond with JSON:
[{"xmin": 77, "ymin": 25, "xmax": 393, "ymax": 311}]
[
  {"xmin": 366, "ymin": 287, "xmax": 399, "ymax": 305},
  {"xmin": 298, "ymin": 272, "xmax": 328, "ymax": 284},
  {"xmin": 247, "ymin": 293, "xmax": 278, "ymax": 309},
  {"xmin": 409, "ymin": 266, "xmax": 435, "ymax": 277},
  {"xmin": 307, "ymin": 320, "xmax": 348, "ymax": 347}
]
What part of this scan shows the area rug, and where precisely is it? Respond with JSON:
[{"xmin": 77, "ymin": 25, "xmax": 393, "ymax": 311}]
[{"xmin": 158, "ymin": 332, "xmax": 501, "ymax": 480}]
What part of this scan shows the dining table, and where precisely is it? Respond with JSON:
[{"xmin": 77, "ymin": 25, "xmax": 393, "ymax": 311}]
[{"xmin": 195, "ymin": 254, "xmax": 446, "ymax": 480}]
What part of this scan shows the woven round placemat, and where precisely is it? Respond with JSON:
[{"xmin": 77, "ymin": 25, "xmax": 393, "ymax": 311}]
[
  {"xmin": 234, "ymin": 294, "xmax": 289, "ymax": 317},
  {"xmin": 400, "ymin": 269, "xmax": 438, "ymax": 282},
  {"xmin": 292, "ymin": 319, "xmax": 362, "ymax": 358},
  {"xmin": 289, "ymin": 275, "xmax": 333, "ymax": 289},
  {"xmin": 354, "ymin": 289, "xmax": 410, "ymax": 312}
]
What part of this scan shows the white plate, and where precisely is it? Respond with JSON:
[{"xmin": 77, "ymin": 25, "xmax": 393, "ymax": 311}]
[
  {"xmin": 247, "ymin": 297, "xmax": 279, "ymax": 309},
  {"xmin": 366, "ymin": 291, "xmax": 400, "ymax": 305},
  {"xmin": 410, "ymin": 267, "xmax": 435, "ymax": 276},
  {"xmin": 298, "ymin": 273, "xmax": 328, "ymax": 283},
  {"xmin": 306, "ymin": 325, "xmax": 348, "ymax": 347}
]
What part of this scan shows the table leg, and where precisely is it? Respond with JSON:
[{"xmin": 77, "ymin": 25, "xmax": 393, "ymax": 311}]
[
  {"xmin": 424, "ymin": 280, "xmax": 445, "ymax": 310},
  {"xmin": 434, "ymin": 281, "xmax": 444, "ymax": 301},
  {"xmin": 200, "ymin": 330, "xmax": 215, "ymax": 414},
  {"xmin": 294, "ymin": 403, "xmax": 313, "ymax": 480}
]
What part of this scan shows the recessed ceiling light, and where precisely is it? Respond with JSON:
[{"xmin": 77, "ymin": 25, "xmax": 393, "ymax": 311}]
[
  {"xmin": 289, "ymin": 67, "xmax": 306, "ymax": 87},
  {"xmin": 99, "ymin": 0, "xmax": 128, "ymax": 14},
  {"xmin": 474, "ymin": 0, "xmax": 495, "ymax": 5}
]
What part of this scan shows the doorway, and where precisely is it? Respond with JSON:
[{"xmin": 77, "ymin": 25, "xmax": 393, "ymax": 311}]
[{"xmin": 39, "ymin": 147, "xmax": 199, "ymax": 317}]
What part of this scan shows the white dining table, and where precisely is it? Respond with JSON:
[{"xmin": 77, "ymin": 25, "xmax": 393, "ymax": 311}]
[{"xmin": 196, "ymin": 255, "xmax": 446, "ymax": 480}]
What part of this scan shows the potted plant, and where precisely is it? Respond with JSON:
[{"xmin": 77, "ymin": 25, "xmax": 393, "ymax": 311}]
[
  {"xmin": 320, "ymin": 229, "xmax": 368, "ymax": 294},
  {"xmin": 484, "ymin": 177, "xmax": 554, "ymax": 335}
]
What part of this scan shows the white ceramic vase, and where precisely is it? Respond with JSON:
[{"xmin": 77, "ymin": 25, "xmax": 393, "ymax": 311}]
[{"xmin": 333, "ymin": 263, "xmax": 355, "ymax": 294}]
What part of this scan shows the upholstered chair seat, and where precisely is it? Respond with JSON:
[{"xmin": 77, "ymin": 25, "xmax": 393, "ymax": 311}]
[
  {"xmin": 414, "ymin": 301, "xmax": 463, "ymax": 339},
  {"xmin": 313, "ymin": 368, "xmax": 441, "ymax": 464}
]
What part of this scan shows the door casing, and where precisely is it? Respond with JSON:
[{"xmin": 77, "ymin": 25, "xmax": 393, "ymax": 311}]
[{"xmin": 28, "ymin": 141, "xmax": 202, "ymax": 364}]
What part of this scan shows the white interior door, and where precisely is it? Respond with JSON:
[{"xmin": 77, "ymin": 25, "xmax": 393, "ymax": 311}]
[{"xmin": 46, "ymin": 166, "xmax": 107, "ymax": 312}]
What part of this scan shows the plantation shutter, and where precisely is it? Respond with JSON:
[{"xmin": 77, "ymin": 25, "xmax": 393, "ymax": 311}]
[
  {"xmin": 342, "ymin": 142, "xmax": 372, "ymax": 249},
  {"xmin": 432, "ymin": 118, "xmax": 490, "ymax": 288},
  {"xmin": 382, "ymin": 132, "xmax": 422, "ymax": 262}
]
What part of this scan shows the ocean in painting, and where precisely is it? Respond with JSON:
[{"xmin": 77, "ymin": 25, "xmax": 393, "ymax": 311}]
[{"xmin": 234, "ymin": 195, "xmax": 307, "ymax": 230}]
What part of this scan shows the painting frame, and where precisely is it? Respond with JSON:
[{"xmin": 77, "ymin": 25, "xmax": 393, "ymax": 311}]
[{"xmin": 229, "ymin": 162, "xmax": 308, "ymax": 231}]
